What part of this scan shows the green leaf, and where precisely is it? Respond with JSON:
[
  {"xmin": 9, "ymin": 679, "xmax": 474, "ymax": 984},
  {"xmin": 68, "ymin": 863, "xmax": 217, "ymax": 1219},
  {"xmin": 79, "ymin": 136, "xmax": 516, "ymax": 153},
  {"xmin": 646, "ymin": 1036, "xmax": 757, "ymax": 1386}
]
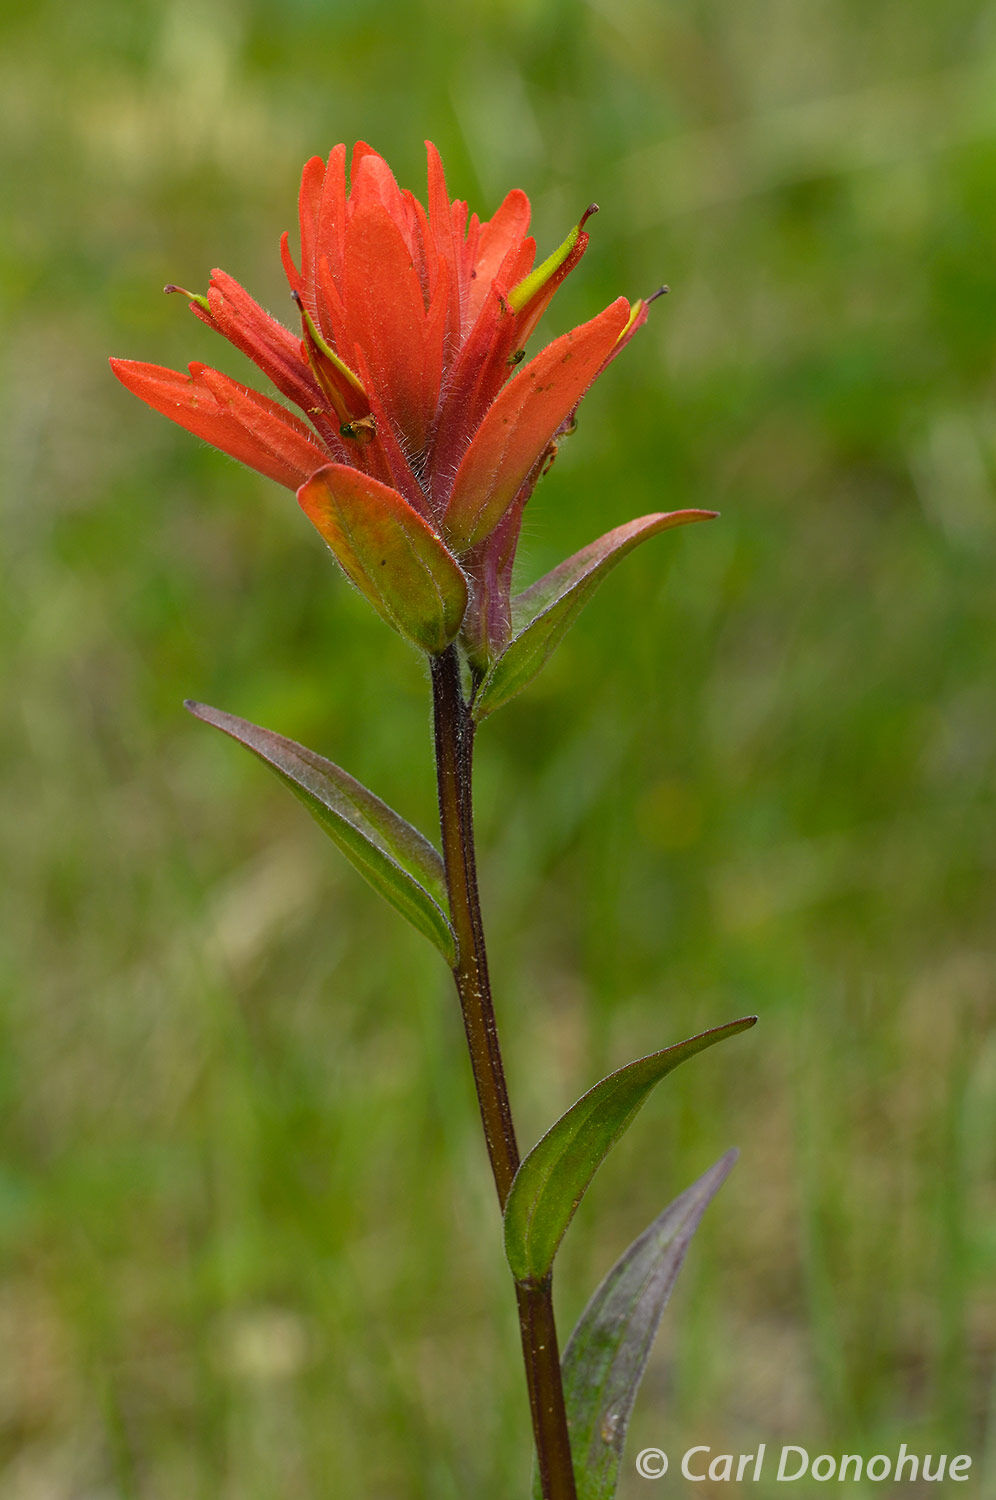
[
  {"xmin": 533, "ymin": 1152, "xmax": 738, "ymax": 1500},
  {"xmin": 472, "ymin": 510, "xmax": 716, "ymax": 720},
  {"xmin": 504, "ymin": 1018, "xmax": 755, "ymax": 1282},
  {"xmin": 185, "ymin": 701, "xmax": 456, "ymax": 963}
]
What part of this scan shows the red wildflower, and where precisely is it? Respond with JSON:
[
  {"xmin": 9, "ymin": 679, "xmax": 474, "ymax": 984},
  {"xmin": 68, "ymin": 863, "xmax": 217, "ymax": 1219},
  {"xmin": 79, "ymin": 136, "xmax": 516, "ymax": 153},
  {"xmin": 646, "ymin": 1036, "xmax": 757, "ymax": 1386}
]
[{"xmin": 111, "ymin": 142, "xmax": 652, "ymax": 656}]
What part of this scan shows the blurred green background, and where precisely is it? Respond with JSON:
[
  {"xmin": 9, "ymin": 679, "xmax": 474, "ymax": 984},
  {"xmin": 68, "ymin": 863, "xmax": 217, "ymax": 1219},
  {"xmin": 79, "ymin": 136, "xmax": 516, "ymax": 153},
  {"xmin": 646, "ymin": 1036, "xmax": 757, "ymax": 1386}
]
[{"xmin": 3, "ymin": 0, "xmax": 995, "ymax": 1495}]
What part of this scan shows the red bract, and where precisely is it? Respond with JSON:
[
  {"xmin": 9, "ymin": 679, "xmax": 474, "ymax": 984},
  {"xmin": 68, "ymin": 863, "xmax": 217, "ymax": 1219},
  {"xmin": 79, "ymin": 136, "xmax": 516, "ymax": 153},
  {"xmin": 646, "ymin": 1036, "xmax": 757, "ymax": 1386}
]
[{"xmin": 111, "ymin": 142, "xmax": 652, "ymax": 657}]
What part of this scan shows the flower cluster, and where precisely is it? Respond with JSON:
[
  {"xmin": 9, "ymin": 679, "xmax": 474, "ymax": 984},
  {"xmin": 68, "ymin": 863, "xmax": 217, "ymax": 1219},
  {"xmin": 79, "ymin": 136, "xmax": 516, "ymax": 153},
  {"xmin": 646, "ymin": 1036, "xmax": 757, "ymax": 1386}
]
[{"xmin": 111, "ymin": 142, "xmax": 652, "ymax": 660}]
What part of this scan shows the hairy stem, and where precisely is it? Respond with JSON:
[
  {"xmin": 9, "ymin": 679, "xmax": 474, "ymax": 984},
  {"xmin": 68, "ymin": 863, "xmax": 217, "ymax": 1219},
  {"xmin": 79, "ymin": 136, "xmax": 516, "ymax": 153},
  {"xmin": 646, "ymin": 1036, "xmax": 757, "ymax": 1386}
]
[{"xmin": 430, "ymin": 644, "xmax": 577, "ymax": 1500}]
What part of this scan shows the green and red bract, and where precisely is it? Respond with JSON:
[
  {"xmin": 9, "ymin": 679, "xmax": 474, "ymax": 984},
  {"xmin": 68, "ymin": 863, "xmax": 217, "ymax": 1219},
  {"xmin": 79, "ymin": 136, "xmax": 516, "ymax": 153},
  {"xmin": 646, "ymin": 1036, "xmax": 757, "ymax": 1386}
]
[{"xmin": 110, "ymin": 142, "xmax": 654, "ymax": 660}]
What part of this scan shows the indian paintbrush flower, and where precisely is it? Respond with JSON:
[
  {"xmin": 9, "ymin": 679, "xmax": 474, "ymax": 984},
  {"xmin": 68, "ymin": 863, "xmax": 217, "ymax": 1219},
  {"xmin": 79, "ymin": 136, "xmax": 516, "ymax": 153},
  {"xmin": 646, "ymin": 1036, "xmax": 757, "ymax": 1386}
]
[
  {"xmin": 110, "ymin": 142, "xmax": 653, "ymax": 662},
  {"xmin": 112, "ymin": 142, "xmax": 747, "ymax": 1500}
]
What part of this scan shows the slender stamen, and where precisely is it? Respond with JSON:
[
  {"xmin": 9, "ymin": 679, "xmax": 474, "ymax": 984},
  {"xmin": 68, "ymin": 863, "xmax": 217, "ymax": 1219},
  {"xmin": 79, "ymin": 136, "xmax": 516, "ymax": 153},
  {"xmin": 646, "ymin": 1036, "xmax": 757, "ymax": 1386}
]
[
  {"xmin": 508, "ymin": 204, "xmax": 596, "ymax": 315},
  {"xmin": 291, "ymin": 292, "xmax": 367, "ymax": 399},
  {"xmin": 292, "ymin": 290, "xmax": 369, "ymax": 429}
]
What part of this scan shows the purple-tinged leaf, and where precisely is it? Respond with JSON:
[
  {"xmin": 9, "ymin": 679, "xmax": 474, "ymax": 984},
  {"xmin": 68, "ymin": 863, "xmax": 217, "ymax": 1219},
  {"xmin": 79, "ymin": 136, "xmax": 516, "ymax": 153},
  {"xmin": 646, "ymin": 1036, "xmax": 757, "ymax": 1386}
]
[
  {"xmin": 533, "ymin": 1153, "xmax": 738, "ymax": 1500},
  {"xmin": 503, "ymin": 1018, "xmax": 754, "ymax": 1282},
  {"xmin": 186, "ymin": 701, "xmax": 456, "ymax": 963},
  {"xmin": 472, "ymin": 510, "xmax": 715, "ymax": 720}
]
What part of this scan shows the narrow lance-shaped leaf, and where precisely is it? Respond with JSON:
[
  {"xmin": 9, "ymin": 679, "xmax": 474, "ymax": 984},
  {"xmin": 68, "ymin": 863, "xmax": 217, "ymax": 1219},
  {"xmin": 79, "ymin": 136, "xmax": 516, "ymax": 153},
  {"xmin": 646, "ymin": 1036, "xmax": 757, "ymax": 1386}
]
[
  {"xmin": 535, "ymin": 1151, "xmax": 738, "ymax": 1500},
  {"xmin": 473, "ymin": 510, "xmax": 716, "ymax": 721},
  {"xmin": 185, "ymin": 701, "xmax": 456, "ymax": 963},
  {"xmin": 503, "ymin": 1018, "xmax": 755, "ymax": 1282}
]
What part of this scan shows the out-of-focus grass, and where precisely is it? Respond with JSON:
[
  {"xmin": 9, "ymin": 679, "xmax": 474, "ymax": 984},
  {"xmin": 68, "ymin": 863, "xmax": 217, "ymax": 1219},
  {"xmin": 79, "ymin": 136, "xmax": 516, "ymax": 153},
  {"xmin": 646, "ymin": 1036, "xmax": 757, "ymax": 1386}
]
[{"xmin": 2, "ymin": 1, "xmax": 995, "ymax": 1496}]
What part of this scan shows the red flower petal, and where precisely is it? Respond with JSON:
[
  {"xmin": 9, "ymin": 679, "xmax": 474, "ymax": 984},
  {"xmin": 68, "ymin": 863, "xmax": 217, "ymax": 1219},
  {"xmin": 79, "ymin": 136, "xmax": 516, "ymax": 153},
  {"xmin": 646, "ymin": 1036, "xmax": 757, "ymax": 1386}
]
[
  {"xmin": 280, "ymin": 229, "xmax": 304, "ymax": 300},
  {"xmin": 442, "ymin": 297, "xmax": 632, "ymax": 549},
  {"xmin": 109, "ymin": 358, "xmax": 328, "ymax": 490},
  {"xmin": 315, "ymin": 144, "xmax": 347, "ymax": 294},
  {"xmin": 426, "ymin": 141, "xmax": 464, "ymax": 347},
  {"xmin": 350, "ymin": 144, "xmax": 407, "ymax": 227},
  {"xmin": 350, "ymin": 343, "xmax": 430, "ymax": 512},
  {"xmin": 297, "ymin": 155, "xmax": 326, "ymax": 291},
  {"xmin": 195, "ymin": 269, "xmax": 325, "ymax": 419},
  {"xmin": 467, "ymin": 188, "xmax": 531, "ymax": 323},
  {"xmin": 343, "ymin": 200, "xmax": 444, "ymax": 455},
  {"xmin": 407, "ymin": 191, "xmax": 444, "ymax": 305},
  {"xmin": 428, "ymin": 237, "xmax": 537, "ymax": 502}
]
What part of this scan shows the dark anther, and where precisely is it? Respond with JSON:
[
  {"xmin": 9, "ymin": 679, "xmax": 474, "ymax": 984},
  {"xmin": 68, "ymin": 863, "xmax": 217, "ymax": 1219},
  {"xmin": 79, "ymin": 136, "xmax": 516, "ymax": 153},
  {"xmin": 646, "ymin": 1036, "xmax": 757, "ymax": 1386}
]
[{"xmin": 340, "ymin": 415, "xmax": 377, "ymax": 444}]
